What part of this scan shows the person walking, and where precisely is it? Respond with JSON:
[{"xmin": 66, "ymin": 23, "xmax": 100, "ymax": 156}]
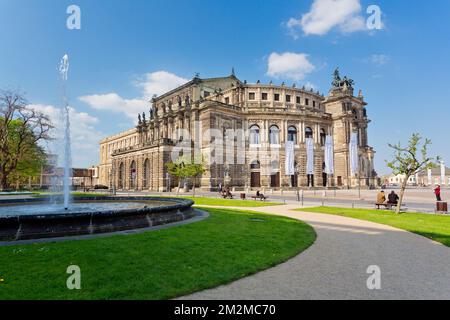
[{"xmin": 435, "ymin": 185, "xmax": 442, "ymax": 202}]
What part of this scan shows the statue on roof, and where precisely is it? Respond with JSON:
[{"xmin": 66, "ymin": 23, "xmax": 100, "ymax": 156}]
[
  {"xmin": 332, "ymin": 68, "xmax": 355, "ymax": 89},
  {"xmin": 142, "ymin": 112, "xmax": 146, "ymax": 125},
  {"xmin": 138, "ymin": 113, "xmax": 142, "ymax": 125},
  {"xmin": 332, "ymin": 68, "xmax": 341, "ymax": 87}
]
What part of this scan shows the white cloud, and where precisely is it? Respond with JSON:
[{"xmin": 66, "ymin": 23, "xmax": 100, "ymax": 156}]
[
  {"xmin": 287, "ymin": 0, "xmax": 367, "ymax": 37},
  {"xmin": 79, "ymin": 71, "xmax": 189, "ymax": 122},
  {"xmin": 267, "ymin": 52, "xmax": 316, "ymax": 81},
  {"xmin": 369, "ymin": 54, "xmax": 390, "ymax": 66},
  {"xmin": 138, "ymin": 71, "xmax": 189, "ymax": 100},
  {"xmin": 79, "ymin": 93, "xmax": 147, "ymax": 121},
  {"xmin": 28, "ymin": 104, "xmax": 103, "ymax": 167}
]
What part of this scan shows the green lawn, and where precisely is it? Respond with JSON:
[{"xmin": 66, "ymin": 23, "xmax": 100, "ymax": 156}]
[
  {"xmin": 296, "ymin": 206, "xmax": 450, "ymax": 247},
  {"xmin": 33, "ymin": 193, "xmax": 282, "ymax": 207},
  {"xmin": 0, "ymin": 208, "xmax": 315, "ymax": 300},
  {"xmin": 179, "ymin": 196, "xmax": 283, "ymax": 207}
]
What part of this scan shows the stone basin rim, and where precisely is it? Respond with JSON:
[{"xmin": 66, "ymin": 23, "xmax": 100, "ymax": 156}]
[{"xmin": 0, "ymin": 196, "xmax": 194, "ymax": 221}]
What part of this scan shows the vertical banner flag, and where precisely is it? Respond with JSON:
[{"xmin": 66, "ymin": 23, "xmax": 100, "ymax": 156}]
[
  {"xmin": 306, "ymin": 138, "xmax": 314, "ymax": 175},
  {"xmin": 441, "ymin": 161, "xmax": 446, "ymax": 185},
  {"xmin": 324, "ymin": 135, "xmax": 334, "ymax": 175},
  {"xmin": 349, "ymin": 132, "xmax": 359, "ymax": 176},
  {"xmin": 285, "ymin": 141, "xmax": 295, "ymax": 176},
  {"xmin": 428, "ymin": 168, "xmax": 432, "ymax": 186}
]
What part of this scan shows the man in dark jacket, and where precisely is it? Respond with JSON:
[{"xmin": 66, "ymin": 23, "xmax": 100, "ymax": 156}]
[{"xmin": 388, "ymin": 191, "xmax": 399, "ymax": 205}]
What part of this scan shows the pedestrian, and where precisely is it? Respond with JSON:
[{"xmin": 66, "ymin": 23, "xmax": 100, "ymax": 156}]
[{"xmin": 435, "ymin": 185, "xmax": 442, "ymax": 202}]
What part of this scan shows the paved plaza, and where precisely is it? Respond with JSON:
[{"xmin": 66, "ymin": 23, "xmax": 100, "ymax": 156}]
[{"xmin": 181, "ymin": 204, "xmax": 450, "ymax": 300}]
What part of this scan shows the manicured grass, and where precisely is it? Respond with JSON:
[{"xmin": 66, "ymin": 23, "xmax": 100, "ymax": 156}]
[
  {"xmin": 178, "ymin": 196, "xmax": 283, "ymax": 207},
  {"xmin": 297, "ymin": 206, "xmax": 450, "ymax": 247},
  {"xmin": 0, "ymin": 208, "xmax": 315, "ymax": 300},
  {"xmin": 33, "ymin": 193, "xmax": 282, "ymax": 207}
]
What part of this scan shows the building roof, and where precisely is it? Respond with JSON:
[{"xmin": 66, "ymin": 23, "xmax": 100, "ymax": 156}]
[{"xmin": 418, "ymin": 166, "xmax": 450, "ymax": 176}]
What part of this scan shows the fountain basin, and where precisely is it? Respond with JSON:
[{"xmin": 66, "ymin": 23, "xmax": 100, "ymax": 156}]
[{"xmin": 0, "ymin": 197, "xmax": 195, "ymax": 241}]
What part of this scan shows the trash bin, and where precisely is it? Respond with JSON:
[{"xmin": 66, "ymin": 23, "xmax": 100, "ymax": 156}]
[
  {"xmin": 437, "ymin": 202, "xmax": 448, "ymax": 213},
  {"xmin": 240, "ymin": 193, "xmax": 246, "ymax": 200}
]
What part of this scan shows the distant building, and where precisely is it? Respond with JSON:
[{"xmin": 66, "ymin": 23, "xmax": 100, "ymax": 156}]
[
  {"xmin": 386, "ymin": 174, "xmax": 418, "ymax": 186},
  {"xmin": 386, "ymin": 166, "xmax": 450, "ymax": 187},
  {"xmin": 417, "ymin": 166, "xmax": 450, "ymax": 187}
]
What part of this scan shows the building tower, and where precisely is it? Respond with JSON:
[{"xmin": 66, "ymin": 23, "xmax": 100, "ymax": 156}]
[{"xmin": 324, "ymin": 68, "xmax": 376, "ymax": 188}]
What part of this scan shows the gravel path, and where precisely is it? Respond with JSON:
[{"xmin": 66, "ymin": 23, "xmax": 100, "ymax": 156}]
[{"xmin": 180, "ymin": 205, "xmax": 450, "ymax": 300}]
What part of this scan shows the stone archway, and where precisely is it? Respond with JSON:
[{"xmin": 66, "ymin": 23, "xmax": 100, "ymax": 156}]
[
  {"xmin": 130, "ymin": 161, "xmax": 137, "ymax": 190},
  {"xmin": 118, "ymin": 162, "xmax": 125, "ymax": 189},
  {"xmin": 143, "ymin": 159, "xmax": 150, "ymax": 189}
]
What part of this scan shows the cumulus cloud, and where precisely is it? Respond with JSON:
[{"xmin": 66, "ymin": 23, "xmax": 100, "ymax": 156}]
[
  {"xmin": 29, "ymin": 104, "xmax": 103, "ymax": 167},
  {"xmin": 267, "ymin": 52, "xmax": 316, "ymax": 81},
  {"xmin": 79, "ymin": 93, "xmax": 147, "ymax": 121},
  {"xmin": 79, "ymin": 71, "xmax": 189, "ymax": 122},
  {"xmin": 286, "ymin": 0, "xmax": 367, "ymax": 37},
  {"xmin": 138, "ymin": 71, "xmax": 189, "ymax": 100}
]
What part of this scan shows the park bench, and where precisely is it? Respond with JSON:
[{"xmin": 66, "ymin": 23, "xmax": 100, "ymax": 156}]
[
  {"xmin": 375, "ymin": 203, "xmax": 408, "ymax": 211},
  {"xmin": 251, "ymin": 195, "xmax": 268, "ymax": 202}
]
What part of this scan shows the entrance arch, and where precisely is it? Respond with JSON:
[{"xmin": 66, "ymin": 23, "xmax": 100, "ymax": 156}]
[
  {"xmin": 130, "ymin": 161, "xmax": 137, "ymax": 189},
  {"xmin": 118, "ymin": 162, "xmax": 125, "ymax": 189},
  {"xmin": 250, "ymin": 160, "xmax": 261, "ymax": 188},
  {"xmin": 143, "ymin": 159, "xmax": 150, "ymax": 189}
]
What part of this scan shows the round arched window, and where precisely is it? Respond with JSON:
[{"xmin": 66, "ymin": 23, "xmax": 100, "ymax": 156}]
[
  {"xmin": 269, "ymin": 125, "xmax": 280, "ymax": 145},
  {"xmin": 305, "ymin": 127, "xmax": 313, "ymax": 139},
  {"xmin": 249, "ymin": 125, "xmax": 260, "ymax": 145},
  {"xmin": 288, "ymin": 126, "xmax": 297, "ymax": 144}
]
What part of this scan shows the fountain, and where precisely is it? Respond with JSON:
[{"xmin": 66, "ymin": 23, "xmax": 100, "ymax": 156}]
[
  {"xmin": 59, "ymin": 54, "xmax": 72, "ymax": 210},
  {"xmin": 0, "ymin": 56, "xmax": 196, "ymax": 242}
]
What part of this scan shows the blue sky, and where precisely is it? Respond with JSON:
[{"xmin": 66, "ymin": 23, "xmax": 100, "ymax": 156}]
[{"xmin": 1, "ymin": 0, "xmax": 449, "ymax": 174}]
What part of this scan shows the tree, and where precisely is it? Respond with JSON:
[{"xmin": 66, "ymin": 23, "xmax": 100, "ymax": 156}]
[
  {"xmin": 387, "ymin": 133, "xmax": 439, "ymax": 213},
  {"xmin": 185, "ymin": 156, "xmax": 206, "ymax": 198},
  {"xmin": 166, "ymin": 154, "xmax": 206, "ymax": 197},
  {"xmin": 0, "ymin": 90, "xmax": 53, "ymax": 190},
  {"xmin": 166, "ymin": 155, "xmax": 191, "ymax": 196}
]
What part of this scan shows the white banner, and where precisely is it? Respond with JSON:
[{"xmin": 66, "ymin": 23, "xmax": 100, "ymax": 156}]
[
  {"xmin": 441, "ymin": 161, "xmax": 446, "ymax": 185},
  {"xmin": 324, "ymin": 135, "xmax": 334, "ymax": 175},
  {"xmin": 349, "ymin": 132, "xmax": 359, "ymax": 176},
  {"xmin": 306, "ymin": 138, "xmax": 314, "ymax": 175},
  {"xmin": 285, "ymin": 141, "xmax": 295, "ymax": 176}
]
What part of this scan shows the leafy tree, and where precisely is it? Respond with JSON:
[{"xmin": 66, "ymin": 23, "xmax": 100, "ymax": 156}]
[
  {"xmin": 387, "ymin": 133, "xmax": 439, "ymax": 213},
  {"xmin": 185, "ymin": 156, "xmax": 206, "ymax": 198},
  {"xmin": 0, "ymin": 90, "xmax": 53, "ymax": 190},
  {"xmin": 166, "ymin": 155, "xmax": 191, "ymax": 196},
  {"xmin": 166, "ymin": 154, "xmax": 206, "ymax": 197}
]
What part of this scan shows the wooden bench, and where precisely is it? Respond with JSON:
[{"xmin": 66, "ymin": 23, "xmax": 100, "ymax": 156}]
[
  {"xmin": 375, "ymin": 203, "xmax": 407, "ymax": 211},
  {"xmin": 251, "ymin": 195, "xmax": 268, "ymax": 201}
]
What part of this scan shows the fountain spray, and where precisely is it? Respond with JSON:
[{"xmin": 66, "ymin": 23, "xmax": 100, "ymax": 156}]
[{"xmin": 59, "ymin": 54, "xmax": 72, "ymax": 210}]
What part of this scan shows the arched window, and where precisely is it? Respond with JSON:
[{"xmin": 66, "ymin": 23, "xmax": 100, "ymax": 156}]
[
  {"xmin": 249, "ymin": 125, "xmax": 260, "ymax": 145},
  {"xmin": 320, "ymin": 128, "xmax": 326, "ymax": 146},
  {"xmin": 118, "ymin": 162, "xmax": 125, "ymax": 189},
  {"xmin": 271, "ymin": 160, "xmax": 280, "ymax": 173},
  {"xmin": 143, "ymin": 159, "xmax": 150, "ymax": 189},
  {"xmin": 305, "ymin": 127, "xmax": 313, "ymax": 139},
  {"xmin": 250, "ymin": 160, "xmax": 261, "ymax": 170},
  {"xmin": 130, "ymin": 161, "xmax": 137, "ymax": 189},
  {"xmin": 269, "ymin": 125, "xmax": 280, "ymax": 145},
  {"xmin": 287, "ymin": 126, "xmax": 298, "ymax": 144}
]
